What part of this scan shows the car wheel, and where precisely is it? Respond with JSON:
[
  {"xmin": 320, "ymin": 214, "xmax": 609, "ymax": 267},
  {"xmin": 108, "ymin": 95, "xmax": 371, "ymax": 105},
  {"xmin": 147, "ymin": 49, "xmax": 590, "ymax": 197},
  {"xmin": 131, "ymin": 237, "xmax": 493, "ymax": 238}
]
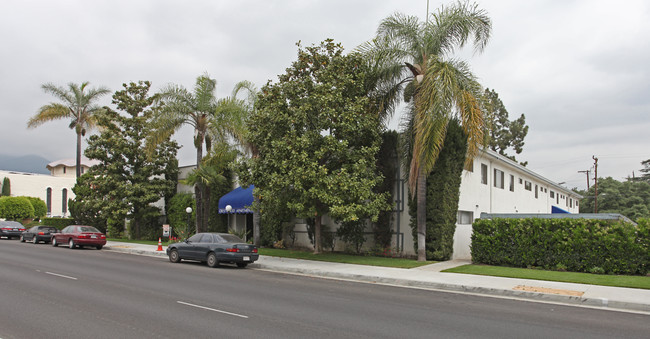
[
  {"xmin": 169, "ymin": 249, "xmax": 181, "ymax": 263},
  {"xmin": 52, "ymin": 237, "xmax": 58, "ymax": 247},
  {"xmin": 68, "ymin": 238, "xmax": 76, "ymax": 249},
  {"xmin": 96, "ymin": 245, "xmax": 103, "ymax": 250},
  {"xmin": 20, "ymin": 235, "xmax": 25, "ymax": 242},
  {"xmin": 32, "ymin": 236, "xmax": 38, "ymax": 244},
  {"xmin": 236, "ymin": 263, "xmax": 248, "ymax": 268},
  {"xmin": 206, "ymin": 252, "xmax": 219, "ymax": 268}
]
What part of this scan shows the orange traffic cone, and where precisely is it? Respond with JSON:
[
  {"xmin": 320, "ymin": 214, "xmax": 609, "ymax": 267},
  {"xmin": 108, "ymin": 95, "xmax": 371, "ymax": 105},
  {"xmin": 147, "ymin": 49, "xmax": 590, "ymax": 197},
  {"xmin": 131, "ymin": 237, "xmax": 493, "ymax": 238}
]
[{"xmin": 157, "ymin": 237, "xmax": 163, "ymax": 251}]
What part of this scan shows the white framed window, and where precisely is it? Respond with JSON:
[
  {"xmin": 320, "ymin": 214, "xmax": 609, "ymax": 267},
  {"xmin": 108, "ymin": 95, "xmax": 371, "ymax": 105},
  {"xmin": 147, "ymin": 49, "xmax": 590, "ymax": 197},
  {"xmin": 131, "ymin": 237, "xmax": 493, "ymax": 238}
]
[
  {"xmin": 457, "ymin": 210, "xmax": 474, "ymax": 225},
  {"xmin": 525, "ymin": 180, "xmax": 532, "ymax": 191},
  {"xmin": 509, "ymin": 175, "xmax": 515, "ymax": 192},
  {"xmin": 494, "ymin": 169, "xmax": 504, "ymax": 189},
  {"xmin": 481, "ymin": 164, "xmax": 488, "ymax": 185}
]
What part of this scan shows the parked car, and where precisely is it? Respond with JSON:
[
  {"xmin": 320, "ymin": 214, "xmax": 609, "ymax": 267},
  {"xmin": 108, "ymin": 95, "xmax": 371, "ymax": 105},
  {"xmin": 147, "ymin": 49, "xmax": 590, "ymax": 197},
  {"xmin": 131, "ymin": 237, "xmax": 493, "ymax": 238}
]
[
  {"xmin": 51, "ymin": 225, "xmax": 106, "ymax": 250},
  {"xmin": 167, "ymin": 232, "xmax": 259, "ymax": 268},
  {"xmin": 0, "ymin": 220, "xmax": 26, "ymax": 240},
  {"xmin": 20, "ymin": 225, "xmax": 60, "ymax": 244}
]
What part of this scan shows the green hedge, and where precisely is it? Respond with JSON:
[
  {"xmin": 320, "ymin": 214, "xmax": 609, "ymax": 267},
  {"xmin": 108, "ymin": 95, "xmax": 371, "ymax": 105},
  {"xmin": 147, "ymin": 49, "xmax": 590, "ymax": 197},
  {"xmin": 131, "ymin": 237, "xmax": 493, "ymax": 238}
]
[
  {"xmin": 41, "ymin": 217, "xmax": 76, "ymax": 230},
  {"xmin": 471, "ymin": 218, "xmax": 649, "ymax": 275},
  {"xmin": 0, "ymin": 196, "xmax": 34, "ymax": 220}
]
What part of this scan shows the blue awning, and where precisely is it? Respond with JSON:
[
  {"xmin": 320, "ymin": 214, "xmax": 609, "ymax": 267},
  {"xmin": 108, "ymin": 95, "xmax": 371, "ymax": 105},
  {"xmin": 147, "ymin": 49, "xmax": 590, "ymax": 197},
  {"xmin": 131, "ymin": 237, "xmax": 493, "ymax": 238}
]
[
  {"xmin": 218, "ymin": 185, "xmax": 254, "ymax": 214},
  {"xmin": 551, "ymin": 205, "xmax": 570, "ymax": 214}
]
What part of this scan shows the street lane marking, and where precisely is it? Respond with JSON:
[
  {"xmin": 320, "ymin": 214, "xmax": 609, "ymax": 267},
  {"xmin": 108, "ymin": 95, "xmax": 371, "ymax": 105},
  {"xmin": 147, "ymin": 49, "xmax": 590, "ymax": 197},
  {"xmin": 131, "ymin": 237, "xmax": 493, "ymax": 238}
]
[
  {"xmin": 176, "ymin": 301, "xmax": 248, "ymax": 319},
  {"xmin": 45, "ymin": 271, "xmax": 78, "ymax": 280}
]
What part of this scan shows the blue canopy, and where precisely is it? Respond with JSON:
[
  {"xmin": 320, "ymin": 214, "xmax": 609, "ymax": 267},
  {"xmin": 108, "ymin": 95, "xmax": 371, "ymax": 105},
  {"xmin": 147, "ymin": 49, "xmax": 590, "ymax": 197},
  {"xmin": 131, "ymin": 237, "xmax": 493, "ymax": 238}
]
[
  {"xmin": 218, "ymin": 185, "xmax": 254, "ymax": 214},
  {"xmin": 551, "ymin": 205, "xmax": 570, "ymax": 214}
]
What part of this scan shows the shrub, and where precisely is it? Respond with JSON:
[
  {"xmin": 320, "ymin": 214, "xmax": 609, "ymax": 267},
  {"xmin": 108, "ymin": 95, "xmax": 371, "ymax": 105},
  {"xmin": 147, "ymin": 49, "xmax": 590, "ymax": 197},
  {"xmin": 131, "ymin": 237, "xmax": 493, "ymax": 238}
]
[
  {"xmin": 0, "ymin": 196, "xmax": 34, "ymax": 220},
  {"xmin": 1, "ymin": 177, "xmax": 9, "ymax": 196},
  {"xmin": 471, "ymin": 218, "xmax": 649, "ymax": 275},
  {"xmin": 22, "ymin": 196, "xmax": 47, "ymax": 220},
  {"xmin": 41, "ymin": 217, "xmax": 75, "ymax": 230},
  {"xmin": 167, "ymin": 193, "xmax": 195, "ymax": 239},
  {"xmin": 336, "ymin": 219, "xmax": 366, "ymax": 254}
]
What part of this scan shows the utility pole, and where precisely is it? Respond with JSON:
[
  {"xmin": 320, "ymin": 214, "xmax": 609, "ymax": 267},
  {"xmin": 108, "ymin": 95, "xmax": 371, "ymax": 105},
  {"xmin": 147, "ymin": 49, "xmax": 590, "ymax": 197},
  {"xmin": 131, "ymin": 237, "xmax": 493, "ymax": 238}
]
[
  {"xmin": 578, "ymin": 170, "xmax": 591, "ymax": 190},
  {"xmin": 592, "ymin": 156, "xmax": 598, "ymax": 213}
]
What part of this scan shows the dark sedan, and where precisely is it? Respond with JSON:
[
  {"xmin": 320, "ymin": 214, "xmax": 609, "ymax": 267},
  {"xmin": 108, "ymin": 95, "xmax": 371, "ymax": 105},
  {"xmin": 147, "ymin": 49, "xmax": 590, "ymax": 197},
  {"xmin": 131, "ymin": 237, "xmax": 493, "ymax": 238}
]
[
  {"xmin": 51, "ymin": 225, "xmax": 106, "ymax": 250},
  {"xmin": 20, "ymin": 226, "xmax": 59, "ymax": 244},
  {"xmin": 167, "ymin": 232, "xmax": 258, "ymax": 268},
  {"xmin": 0, "ymin": 220, "xmax": 26, "ymax": 240}
]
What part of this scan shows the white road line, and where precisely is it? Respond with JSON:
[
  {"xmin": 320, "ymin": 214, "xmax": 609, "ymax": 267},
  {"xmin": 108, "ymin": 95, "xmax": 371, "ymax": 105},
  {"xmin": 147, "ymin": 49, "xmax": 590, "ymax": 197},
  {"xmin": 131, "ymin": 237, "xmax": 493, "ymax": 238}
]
[
  {"xmin": 176, "ymin": 301, "xmax": 249, "ymax": 319},
  {"xmin": 45, "ymin": 271, "xmax": 78, "ymax": 280}
]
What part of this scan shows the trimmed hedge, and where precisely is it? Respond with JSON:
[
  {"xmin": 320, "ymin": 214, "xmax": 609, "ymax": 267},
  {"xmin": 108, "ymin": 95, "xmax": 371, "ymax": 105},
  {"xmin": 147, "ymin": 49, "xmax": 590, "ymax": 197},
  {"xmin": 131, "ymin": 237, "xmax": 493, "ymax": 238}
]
[
  {"xmin": 41, "ymin": 217, "xmax": 76, "ymax": 230},
  {"xmin": 0, "ymin": 196, "xmax": 34, "ymax": 220},
  {"xmin": 22, "ymin": 196, "xmax": 47, "ymax": 219},
  {"xmin": 471, "ymin": 218, "xmax": 649, "ymax": 275}
]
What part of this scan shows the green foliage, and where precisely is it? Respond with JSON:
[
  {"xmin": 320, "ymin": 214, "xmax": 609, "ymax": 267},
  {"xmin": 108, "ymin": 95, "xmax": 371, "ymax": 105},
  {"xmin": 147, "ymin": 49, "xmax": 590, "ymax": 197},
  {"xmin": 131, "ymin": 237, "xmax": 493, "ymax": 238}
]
[
  {"xmin": 336, "ymin": 220, "xmax": 367, "ymax": 254},
  {"xmin": 372, "ymin": 131, "xmax": 398, "ymax": 250},
  {"xmin": 167, "ymin": 193, "xmax": 195, "ymax": 240},
  {"xmin": 0, "ymin": 196, "xmax": 34, "ymax": 220},
  {"xmin": 41, "ymin": 217, "xmax": 75, "ymax": 230},
  {"xmin": 577, "ymin": 177, "xmax": 650, "ymax": 221},
  {"xmin": 408, "ymin": 120, "xmax": 467, "ymax": 260},
  {"xmin": 21, "ymin": 196, "xmax": 47, "ymax": 219},
  {"xmin": 483, "ymin": 88, "xmax": 529, "ymax": 164},
  {"xmin": 238, "ymin": 39, "xmax": 390, "ymax": 253},
  {"xmin": 471, "ymin": 218, "xmax": 649, "ymax": 275},
  {"xmin": 1, "ymin": 177, "xmax": 10, "ymax": 196},
  {"xmin": 73, "ymin": 81, "xmax": 179, "ymax": 239}
]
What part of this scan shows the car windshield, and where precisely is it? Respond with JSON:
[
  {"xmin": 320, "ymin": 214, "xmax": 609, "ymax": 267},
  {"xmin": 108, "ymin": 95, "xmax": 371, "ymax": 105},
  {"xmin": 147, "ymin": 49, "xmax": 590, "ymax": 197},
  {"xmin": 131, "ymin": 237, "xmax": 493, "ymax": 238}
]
[
  {"xmin": 78, "ymin": 226, "xmax": 100, "ymax": 233},
  {"xmin": 219, "ymin": 234, "xmax": 245, "ymax": 243},
  {"xmin": 0, "ymin": 221, "xmax": 23, "ymax": 228}
]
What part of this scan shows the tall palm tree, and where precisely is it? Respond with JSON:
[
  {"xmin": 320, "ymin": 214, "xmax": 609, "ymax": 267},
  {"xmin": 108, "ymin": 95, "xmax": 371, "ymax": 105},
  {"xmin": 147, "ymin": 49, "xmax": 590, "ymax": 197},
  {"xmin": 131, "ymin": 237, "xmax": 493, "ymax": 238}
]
[
  {"xmin": 152, "ymin": 73, "xmax": 218, "ymax": 233},
  {"xmin": 359, "ymin": 2, "xmax": 491, "ymax": 261},
  {"xmin": 27, "ymin": 82, "xmax": 111, "ymax": 178}
]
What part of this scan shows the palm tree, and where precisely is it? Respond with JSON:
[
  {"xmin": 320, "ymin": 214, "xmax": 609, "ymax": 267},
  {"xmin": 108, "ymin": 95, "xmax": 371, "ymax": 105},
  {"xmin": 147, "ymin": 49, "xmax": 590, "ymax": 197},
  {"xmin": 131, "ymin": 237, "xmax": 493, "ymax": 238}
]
[
  {"xmin": 360, "ymin": 2, "xmax": 492, "ymax": 261},
  {"xmin": 152, "ymin": 73, "xmax": 218, "ymax": 233},
  {"xmin": 27, "ymin": 82, "xmax": 111, "ymax": 178}
]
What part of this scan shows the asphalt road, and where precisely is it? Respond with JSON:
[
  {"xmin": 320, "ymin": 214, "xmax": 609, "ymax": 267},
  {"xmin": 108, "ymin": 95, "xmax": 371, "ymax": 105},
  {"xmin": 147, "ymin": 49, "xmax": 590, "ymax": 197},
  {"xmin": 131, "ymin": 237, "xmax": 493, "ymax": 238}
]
[{"xmin": 1, "ymin": 239, "xmax": 648, "ymax": 339}]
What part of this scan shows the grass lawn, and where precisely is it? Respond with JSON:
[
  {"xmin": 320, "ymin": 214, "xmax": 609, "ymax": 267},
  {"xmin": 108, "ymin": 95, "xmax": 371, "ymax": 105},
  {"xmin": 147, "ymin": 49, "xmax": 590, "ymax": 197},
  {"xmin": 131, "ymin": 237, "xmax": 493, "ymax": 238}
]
[
  {"xmin": 108, "ymin": 238, "xmax": 161, "ymax": 246},
  {"xmin": 258, "ymin": 248, "xmax": 433, "ymax": 269},
  {"xmin": 443, "ymin": 265, "xmax": 650, "ymax": 290}
]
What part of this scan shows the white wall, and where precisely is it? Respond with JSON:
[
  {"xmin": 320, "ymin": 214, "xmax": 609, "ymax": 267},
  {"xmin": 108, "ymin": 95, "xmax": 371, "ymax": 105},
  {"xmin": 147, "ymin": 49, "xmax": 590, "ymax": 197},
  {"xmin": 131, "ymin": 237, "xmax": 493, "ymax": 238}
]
[{"xmin": 0, "ymin": 170, "xmax": 76, "ymax": 217}]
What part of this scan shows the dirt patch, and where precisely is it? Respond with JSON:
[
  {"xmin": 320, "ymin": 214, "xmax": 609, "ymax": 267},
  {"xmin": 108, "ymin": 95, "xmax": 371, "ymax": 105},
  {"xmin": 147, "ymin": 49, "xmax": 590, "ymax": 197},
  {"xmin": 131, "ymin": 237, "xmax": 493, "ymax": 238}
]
[{"xmin": 513, "ymin": 285, "xmax": 584, "ymax": 296}]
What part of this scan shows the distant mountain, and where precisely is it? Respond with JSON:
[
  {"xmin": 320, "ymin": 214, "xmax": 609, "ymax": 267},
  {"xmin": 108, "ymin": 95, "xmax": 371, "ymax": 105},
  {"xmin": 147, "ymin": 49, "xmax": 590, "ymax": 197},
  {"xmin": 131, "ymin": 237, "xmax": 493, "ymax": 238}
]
[{"xmin": 0, "ymin": 154, "xmax": 51, "ymax": 174}]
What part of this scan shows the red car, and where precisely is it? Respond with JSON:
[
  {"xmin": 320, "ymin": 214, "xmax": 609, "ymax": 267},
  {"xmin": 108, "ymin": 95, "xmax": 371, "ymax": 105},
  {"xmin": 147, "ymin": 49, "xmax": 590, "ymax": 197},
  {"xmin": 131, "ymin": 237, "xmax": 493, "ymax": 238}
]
[{"xmin": 52, "ymin": 225, "xmax": 106, "ymax": 250}]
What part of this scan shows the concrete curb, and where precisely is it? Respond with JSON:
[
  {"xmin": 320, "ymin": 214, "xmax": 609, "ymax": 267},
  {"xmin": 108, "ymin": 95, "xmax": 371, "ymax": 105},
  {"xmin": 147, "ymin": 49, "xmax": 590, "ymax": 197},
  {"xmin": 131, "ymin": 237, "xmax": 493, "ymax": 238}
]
[
  {"xmin": 249, "ymin": 263, "xmax": 650, "ymax": 314},
  {"xmin": 104, "ymin": 245, "xmax": 168, "ymax": 258}
]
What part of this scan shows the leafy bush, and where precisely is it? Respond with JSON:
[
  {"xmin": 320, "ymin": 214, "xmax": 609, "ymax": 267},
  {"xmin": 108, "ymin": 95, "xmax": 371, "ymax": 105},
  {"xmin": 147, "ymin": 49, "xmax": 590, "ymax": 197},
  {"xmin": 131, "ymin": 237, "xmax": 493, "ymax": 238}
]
[
  {"xmin": 22, "ymin": 196, "xmax": 47, "ymax": 219},
  {"xmin": 0, "ymin": 196, "xmax": 34, "ymax": 220},
  {"xmin": 167, "ymin": 193, "xmax": 195, "ymax": 240},
  {"xmin": 471, "ymin": 218, "xmax": 649, "ymax": 275},
  {"xmin": 41, "ymin": 217, "xmax": 75, "ymax": 230},
  {"xmin": 1, "ymin": 177, "xmax": 9, "ymax": 196},
  {"xmin": 336, "ymin": 220, "xmax": 366, "ymax": 254}
]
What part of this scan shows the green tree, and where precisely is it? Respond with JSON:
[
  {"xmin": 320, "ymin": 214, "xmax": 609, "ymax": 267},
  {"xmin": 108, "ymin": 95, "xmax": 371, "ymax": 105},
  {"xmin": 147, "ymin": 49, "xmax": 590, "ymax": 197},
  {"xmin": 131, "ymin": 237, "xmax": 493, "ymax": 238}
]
[
  {"xmin": 636, "ymin": 159, "xmax": 650, "ymax": 182},
  {"xmin": 27, "ymin": 82, "xmax": 110, "ymax": 178},
  {"xmin": 76, "ymin": 81, "xmax": 179, "ymax": 239},
  {"xmin": 361, "ymin": 2, "xmax": 491, "ymax": 260},
  {"xmin": 238, "ymin": 40, "xmax": 390, "ymax": 254},
  {"xmin": 1, "ymin": 177, "xmax": 9, "ymax": 196},
  {"xmin": 578, "ymin": 177, "xmax": 650, "ymax": 221},
  {"xmin": 22, "ymin": 197, "xmax": 47, "ymax": 220},
  {"xmin": 167, "ymin": 193, "xmax": 195, "ymax": 239},
  {"xmin": 0, "ymin": 196, "xmax": 34, "ymax": 220},
  {"xmin": 483, "ymin": 88, "xmax": 528, "ymax": 164}
]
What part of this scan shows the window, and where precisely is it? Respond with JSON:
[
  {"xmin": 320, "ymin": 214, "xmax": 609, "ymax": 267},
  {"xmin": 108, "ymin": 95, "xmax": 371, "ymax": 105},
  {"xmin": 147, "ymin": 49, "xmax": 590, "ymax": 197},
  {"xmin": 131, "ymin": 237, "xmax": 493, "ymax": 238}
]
[
  {"xmin": 46, "ymin": 188, "xmax": 52, "ymax": 215},
  {"xmin": 557, "ymin": 194, "xmax": 559, "ymax": 204},
  {"xmin": 63, "ymin": 167, "xmax": 66, "ymax": 174},
  {"xmin": 519, "ymin": 178, "xmax": 523, "ymax": 184},
  {"xmin": 62, "ymin": 189, "xmax": 68, "ymax": 213},
  {"xmin": 509, "ymin": 175, "xmax": 515, "ymax": 192},
  {"xmin": 481, "ymin": 164, "xmax": 488, "ymax": 185},
  {"xmin": 535, "ymin": 184, "xmax": 538, "ymax": 198},
  {"xmin": 524, "ymin": 180, "xmax": 532, "ymax": 191},
  {"xmin": 576, "ymin": 200, "xmax": 579, "ymax": 207},
  {"xmin": 200, "ymin": 234, "xmax": 214, "ymax": 243},
  {"xmin": 457, "ymin": 211, "xmax": 474, "ymax": 225},
  {"xmin": 570, "ymin": 198, "xmax": 573, "ymax": 208},
  {"xmin": 550, "ymin": 191, "xmax": 555, "ymax": 198},
  {"xmin": 494, "ymin": 169, "xmax": 504, "ymax": 189}
]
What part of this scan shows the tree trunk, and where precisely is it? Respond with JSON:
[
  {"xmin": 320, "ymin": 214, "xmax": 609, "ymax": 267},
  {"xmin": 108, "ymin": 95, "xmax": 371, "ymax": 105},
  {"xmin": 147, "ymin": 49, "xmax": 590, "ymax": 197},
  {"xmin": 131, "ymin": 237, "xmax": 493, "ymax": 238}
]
[
  {"xmin": 417, "ymin": 168, "xmax": 427, "ymax": 261},
  {"xmin": 314, "ymin": 215, "xmax": 322, "ymax": 254},
  {"xmin": 195, "ymin": 140, "xmax": 203, "ymax": 233},
  {"xmin": 253, "ymin": 195, "xmax": 260, "ymax": 246},
  {"xmin": 76, "ymin": 130, "xmax": 82, "ymax": 178}
]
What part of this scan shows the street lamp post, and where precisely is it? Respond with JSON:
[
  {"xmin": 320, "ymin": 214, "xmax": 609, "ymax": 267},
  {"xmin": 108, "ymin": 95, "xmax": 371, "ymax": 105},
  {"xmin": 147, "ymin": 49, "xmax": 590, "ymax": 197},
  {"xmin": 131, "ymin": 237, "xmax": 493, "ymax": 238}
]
[
  {"xmin": 185, "ymin": 207, "xmax": 192, "ymax": 236},
  {"xmin": 225, "ymin": 205, "xmax": 232, "ymax": 234}
]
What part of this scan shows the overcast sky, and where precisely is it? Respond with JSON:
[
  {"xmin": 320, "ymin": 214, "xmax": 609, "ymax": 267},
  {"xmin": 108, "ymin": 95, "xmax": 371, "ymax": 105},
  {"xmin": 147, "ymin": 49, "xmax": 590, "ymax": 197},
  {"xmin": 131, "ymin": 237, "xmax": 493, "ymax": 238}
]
[{"xmin": 1, "ymin": 0, "xmax": 649, "ymax": 190}]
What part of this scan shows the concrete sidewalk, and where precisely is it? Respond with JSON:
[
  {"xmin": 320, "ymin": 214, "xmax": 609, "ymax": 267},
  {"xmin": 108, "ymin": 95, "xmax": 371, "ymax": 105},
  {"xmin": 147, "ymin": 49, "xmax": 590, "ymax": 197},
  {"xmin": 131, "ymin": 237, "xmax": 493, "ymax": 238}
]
[{"xmin": 104, "ymin": 241, "xmax": 650, "ymax": 314}]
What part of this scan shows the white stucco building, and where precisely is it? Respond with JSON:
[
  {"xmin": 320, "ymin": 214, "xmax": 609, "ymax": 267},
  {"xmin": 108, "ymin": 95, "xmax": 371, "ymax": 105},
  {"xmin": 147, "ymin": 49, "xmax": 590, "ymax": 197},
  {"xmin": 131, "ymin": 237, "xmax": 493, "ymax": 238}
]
[
  {"xmin": 287, "ymin": 148, "xmax": 581, "ymax": 259},
  {"xmin": 0, "ymin": 158, "xmax": 98, "ymax": 217}
]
